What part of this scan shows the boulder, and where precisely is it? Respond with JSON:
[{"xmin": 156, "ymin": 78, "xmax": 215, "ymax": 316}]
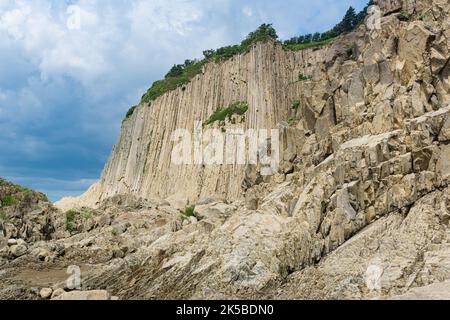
[
  {"xmin": 397, "ymin": 22, "xmax": 434, "ymax": 85},
  {"xmin": 51, "ymin": 288, "xmax": 66, "ymax": 299},
  {"xmin": 52, "ymin": 290, "xmax": 111, "ymax": 301},
  {"xmin": 188, "ymin": 216, "xmax": 198, "ymax": 225},
  {"xmin": 37, "ymin": 249, "xmax": 52, "ymax": 261},
  {"xmin": 431, "ymin": 48, "xmax": 447, "ymax": 75},
  {"xmin": 10, "ymin": 244, "xmax": 27, "ymax": 257},
  {"xmin": 412, "ymin": 148, "xmax": 434, "ymax": 172},
  {"xmin": 195, "ymin": 203, "xmax": 235, "ymax": 223},
  {"xmin": 40, "ymin": 288, "xmax": 53, "ymax": 299}
]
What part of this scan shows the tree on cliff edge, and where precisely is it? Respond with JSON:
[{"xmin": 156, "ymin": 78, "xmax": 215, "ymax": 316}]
[
  {"xmin": 340, "ymin": 7, "xmax": 358, "ymax": 33},
  {"xmin": 241, "ymin": 23, "xmax": 279, "ymax": 48}
]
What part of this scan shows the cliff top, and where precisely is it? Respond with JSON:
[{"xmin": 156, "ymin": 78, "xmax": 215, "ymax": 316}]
[{"xmin": 124, "ymin": 3, "xmax": 374, "ymax": 120}]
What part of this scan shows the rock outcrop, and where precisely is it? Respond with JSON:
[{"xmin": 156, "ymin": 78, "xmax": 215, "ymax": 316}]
[
  {"xmin": 2, "ymin": 0, "xmax": 449, "ymax": 300},
  {"xmin": 0, "ymin": 178, "xmax": 65, "ymax": 245},
  {"xmin": 57, "ymin": 0, "xmax": 450, "ymax": 211},
  {"xmin": 57, "ymin": 41, "xmax": 308, "ymax": 209}
]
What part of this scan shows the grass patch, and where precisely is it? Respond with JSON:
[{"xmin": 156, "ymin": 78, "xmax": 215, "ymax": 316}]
[
  {"xmin": 432, "ymin": 100, "xmax": 443, "ymax": 109},
  {"xmin": 82, "ymin": 210, "xmax": 94, "ymax": 220},
  {"xmin": 181, "ymin": 205, "xmax": 196, "ymax": 219},
  {"xmin": 288, "ymin": 75, "xmax": 311, "ymax": 86},
  {"xmin": 65, "ymin": 210, "xmax": 78, "ymax": 233},
  {"xmin": 141, "ymin": 60, "xmax": 208, "ymax": 105},
  {"xmin": 298, "ymin": 74, "xmax": 312, "ymax": 81},
  {"xmin": 1, "ymin": 196, "xmax": 17, "ymax": 206},
  {"xmin": 398, "ymin": 11, "xmax": 411, "ymax": 21},
  {"xmin": 204, "ymin": 101, "xmax": 249, "ymax": 127},
  {"xmin": 0, "ymin": 211, "xmax": 8, "ymax": 222},
  {"xmin": 38, "ymin": 193, "xmax": 49, "ymax": 202},
  {"xmin": 14, "ymin": 184, "xmax": 32, "ymax": 193},
  {"xmin": 346, "ymin": 43, "xmax": 355, "ymax": 57},
  {"xmin": 288, "ymin": 116, "xmax": 297, "ymax": 126},
  {"xmin": 283, "ymin": 38, "xmax": 334, "ymax": 51},
  {"xmin": 66, "ymin": 221, "xmax": 77, "ymax": 233},
  {"xmin": 65, "ymin": 210, "xmax": 77, "ymax": 220},
  {"xmin": 124, "ymin": 105, "xmax": 138, "ymax": 120},
  {"xmin": 12, "ymin": 183, "xmax": 49, "ymax": 202}
]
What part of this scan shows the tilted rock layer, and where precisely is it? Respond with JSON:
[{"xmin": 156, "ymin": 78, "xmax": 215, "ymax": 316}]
[{"xmin": 3, "ymin": 0, "xmax": 449, "ymax": 300}]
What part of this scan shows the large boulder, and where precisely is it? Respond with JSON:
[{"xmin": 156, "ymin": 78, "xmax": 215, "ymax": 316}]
[
  {"xmin": 52, "ymin": 290, "xmax": 111, "ymax": 301},
  {"xmin": 10, "ymin": 244, "xmax": 27, "ymax": 258}
]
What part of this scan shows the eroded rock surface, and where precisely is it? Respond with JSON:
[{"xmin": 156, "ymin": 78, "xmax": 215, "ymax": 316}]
[{"xmin": 1, "ymin": 0, "xmax": 449, "ymax": 300}]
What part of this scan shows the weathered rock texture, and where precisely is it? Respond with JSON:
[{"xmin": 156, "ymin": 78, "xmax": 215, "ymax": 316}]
[
  {"xmin": 57, "ymin": 41, "xmax": 306, "ymax": 209},
  {"xmin": 3, "ymin": 0, "xmax": 450, "ymax": 300},
  {"xmin": 0, "ymin": 178, "xmax": 64, "ymax": 244},
  {"xmin": 57, "ymin": 0, "xmax": 450, "ymax": 211}
]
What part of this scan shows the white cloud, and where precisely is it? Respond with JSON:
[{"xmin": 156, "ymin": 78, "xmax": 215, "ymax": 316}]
[
  {"xmin": 0, "ymin": 0, "xmax": 235, "ymax": 98},
  {"xmin": 0, "ymin": 0, "xmax": 367, "ymax": 96}
]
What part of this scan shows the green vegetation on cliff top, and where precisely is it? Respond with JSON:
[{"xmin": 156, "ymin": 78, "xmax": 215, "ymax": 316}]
[
  {"xmin": 124, "ymin": 3, "xmax": 373, "ymax": 119},
  {"xmin": 139, "ymin": 24, "xmax": 277, "ymax": 107},
  {"xmin": 0, "ymin": 177, "xmax": 49, "ymax": 203},
  {"xmin": 1, "ymin": 195, "xmax": 17, "ymax": 206}
]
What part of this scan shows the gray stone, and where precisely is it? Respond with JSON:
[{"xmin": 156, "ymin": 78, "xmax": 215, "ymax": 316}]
[
  {"xmin": 40, "ymin": 288, "xmax": 53, "ymax": 299},
  {"xmin": 51, "ymin": 288, "xmax": 66, "ymax": 299},
  {"xmin": 10, "ymin": 244, "xmax": 27, "ymax": 257},
  {"xmin": 52, "ymin": 290, "xmax": 111, "ymax": 301}
]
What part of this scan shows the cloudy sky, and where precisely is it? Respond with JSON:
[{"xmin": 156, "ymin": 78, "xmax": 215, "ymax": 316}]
[{"xmin": 0, "ymin": 0, "xmax": 367, "ymax": 201}]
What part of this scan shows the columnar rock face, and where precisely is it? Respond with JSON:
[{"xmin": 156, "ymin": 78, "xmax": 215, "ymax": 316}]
[
  {"xmin": 58, "ymin": 41, "xmax": 334, "ymax": 209},
  {"xmin": 100, "ymin": 43, "xmax": 296, "ymax": 204},
  {"xmin": 57, "ymin": 0, "xmax": 450, "ymax": 212},
  {"xmin": 5, "ymin": 0, "xmax": 449, "ymax": 300}
]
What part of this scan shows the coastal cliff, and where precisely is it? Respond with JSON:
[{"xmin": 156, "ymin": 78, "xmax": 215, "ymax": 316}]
[{"xmin": 2, "ymin": 0, "xmax": 449, "ymax": 300}]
